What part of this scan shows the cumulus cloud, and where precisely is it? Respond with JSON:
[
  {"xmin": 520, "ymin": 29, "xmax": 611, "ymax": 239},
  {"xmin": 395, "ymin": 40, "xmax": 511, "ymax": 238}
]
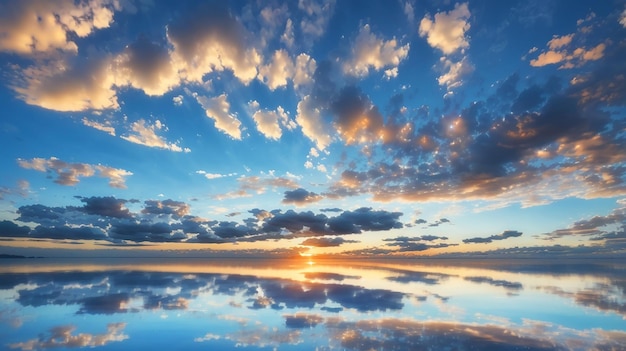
[
  {"xmin": 463, "ymin": 230, "xmax": 523, "ymax": 244},
  {"xmin": 258, "ymin": 49, "xmax": 295, "ymax": 90},
  {"xmin": 298, "ymin": 0, "xmax": 336, "ymax": 43},
  {"xmin": 0, "ymin": 0, "xmax": 118, "ymax": 55},
  {"xmin": 0, "ymin": 220, "xmax": 31, "ymax": 237},
  {"xmin": 17, "ymin": 157, "xmax": 132, "ymax": 188},
  {"xmin": 296, "ymin": 95, "xmax": 333, "ymax": 150},
  {"xmin": 419, "ymin": 2, "xmax": 471, "ymax": 55},
  {"xmin": 14, "ymin": 56, "xmax": 118, "ymax": 112},
  {"xmin": 293, "ymin": 54, "xmax": 317, "ymax": 90},
  {"xmin": 194, "ymin": 93, "xmax": 242, "ymax": 140},
  {"xmin": 167, "ymin": 2, "xmax": 261, "ymax": 84},
  {"xmin": 248, "ymin": 101, "xmax": 294, "ymax": 140},
  {"xmin": 331, "ymin": 86, "xmax": 386, "ymax": 144},
  {"xmin": 78, "ymin": 196, "xmax": 132, "ymax": 218},
  {"xmin": 418, "ymin": 3, "xmax": 472, "ymax": 92},
  {"xmin": 343, "ymin": 24, "xmax": 409, "ymax": 78},
  {"xmin": 115, "ymin": 36, "xmax": 178, "ymax": 96},
  {"xmin": 142, "ymin": 199, "xmax": 190, "ymax": 218},
  {"xmin": 282, "ymin": 188, "xmax": 323, "ymax": 205},
  {"xmin": 121, "ymin": 119, "xmax": 190, "ymax": 152}
]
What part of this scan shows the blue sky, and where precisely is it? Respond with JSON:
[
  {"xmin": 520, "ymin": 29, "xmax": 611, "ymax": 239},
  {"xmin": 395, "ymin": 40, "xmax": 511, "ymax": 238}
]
[{"xmin": 0, "ymin": 0, "xmax": 625, "ymax": 257}]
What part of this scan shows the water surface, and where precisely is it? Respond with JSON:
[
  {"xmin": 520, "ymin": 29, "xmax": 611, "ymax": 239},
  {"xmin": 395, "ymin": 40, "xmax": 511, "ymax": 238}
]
[{"xmin": 1, "ymin": 258, "xmax": 625, "ymax": 350}]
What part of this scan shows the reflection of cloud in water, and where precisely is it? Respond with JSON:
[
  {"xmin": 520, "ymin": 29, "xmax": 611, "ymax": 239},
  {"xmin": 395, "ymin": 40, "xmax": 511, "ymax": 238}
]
[
  {"xmin": 8, "ymin": 323, "xmax": 127, "ymax": 350},
  {"xmin": 1, "ymin": 261, "xmax": 625, "ymax": 350},
  {"xmin": 324, "ymin": 317, "xmax": 625, "ymax": 351},
  {"xmin": 385, "ymin": 269, "xmax": 452, "ymax": 285},
  {"xmin": 540, "ymin": 285, "xmax": 626, "ymax": 318},
  {"xmin": 464, "ymin": 276, "xmax": 524, "ymax": 291}
]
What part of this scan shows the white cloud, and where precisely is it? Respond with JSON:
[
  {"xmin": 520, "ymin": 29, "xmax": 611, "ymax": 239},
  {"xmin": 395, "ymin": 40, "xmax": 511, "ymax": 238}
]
[
  {"xmin": 258, "ymin": 4, "xmax": 289, "ymax": 47},
  {"xmin": 530, "ymin": 41, "xmax": 606, "ymax": 68},
  {"xmin": 419, "ymin": 2, "xmax": 471, "ymax": 55},
  {"xmin": 298, "ymin": 0, "xmax": 336, "ymax": 42},
  {"xmin": 173, "ymin": 95, "xmax": 183, "ymax": 106},
  {"xmin": 296, "ymin": 95, "xmax": 333, "ymax": 150},
  {"xmin": 403, "ymin": 1, "xmax": 415, "ymax": 23},
  {"xmin": 194, "ymin": 94, "xmax": 242, "ymax": 140},
  {"xmin": 309, "ymin": 148, "xmax": 320, "ymax": 158},
  {"xmin": 0, "ymin": 0, "xmax": 119, "ymax": 55},
  {"xmin": 248, "ymin": 101, "xmax": 291, "ymax": 140},
  {"xmin": 281, "ymin": 18, "xmax": 295, "ymax": 49},
  {"xmin": 95, "ymin": 165, "xmax": 133, "ymax": 189},
  {"xmin": 438, "ymin": 56, "xmax": 474, "ymax": 90},
  {"xmin": 17, "ymin": 157, "xmax": 132, "ymax": 188},
  {"xmin": 620, "ymin": 8, "xmax": 626, "ymax": 28},
  {"xmin": 121, "ymin": 119, "xmax": 190, "ymax": 152},
  {"xmin": 196, "ymin": 170, "xmax": 237, "ymax": 180},
  {"xmin": 293, "ymin": 54, "xmax": 317, "ymax": 90},
  {"xmin": 82, "ymin": 117, "xmax": 116, "ymax": 136},
  {"xmin": 258, "ymin": 49, "xmax": 295, "ymax": 90},
  {"xmin": 384, "ymin": 67, "xmax": 399, "ymax": 80},
  {"xmin": 530, "ymin": 51, "xmax": 565, "ymax": 67},
  {"xmin": 343, "ymin": 24, "xmax": 409, "ymax": 77},
  {"xmin": 547, "ymin": 34, "xmax": 574, "ymax": 50},
  {"xmin": 15, "ymin": 56, "xmax": 118, "ymax": 112}
]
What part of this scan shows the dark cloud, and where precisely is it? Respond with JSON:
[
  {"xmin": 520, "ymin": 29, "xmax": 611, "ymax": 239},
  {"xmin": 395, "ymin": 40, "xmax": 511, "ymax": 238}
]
[
  {"xmin": 320, "ymin": 208, "xmax": 342, "ymax": 213},
  {"xmin": 415, "ymin": 219, "xmax": 427, "ymax": 224},
  {"xmin": 79, "ymin": 293, "xmax": 130, "ymax": 314},
  {"xmin": 331, "ymin": 86, "xmax": 385, "ymax": 144},
  {"xmin": 300, "ymin": 237, "xmax": 356, "ymax": 247},
  {"xmin": 383, "ymin": 236, "xmax": 455, "ymax": 252},
  {"xmin": 463, "ymin": 230, "xmax": 522, "ymax": 244},
  {"xmin": 109, "ymin": 222, "xmax": 183, "ymax": 242},
  {"xmin": 284, "ymin": 313, "xmax": 324, "ymax": 329},
  {"xmin": 78, "ymin": 196, "xmax": 132, "ymax": 218},
  {"xmin": 17, "ymin": 204, "xmax": 66, "ymax": 225},
  {"xmin": 30, "ymin": 225, "xmax": 107, "ymax": 241},
  {"xmin": 544, "ymin": 206, "xmax": 626, "ymax": 240},
  {"xmin": 212, "ymin": 221, "xmax": 256, "ymax": 238},
  {"xmin": 262, "ymin": 210, "xmax": 328, "ymax": 235},
  {"xmin": 0, "ymin": 220, "xmax": 30, "ymax": 237},
  {"xmin": 282, "ymin": 188, "xmax": 323, "ymax": 205},
  {"xmin": 428, "ymin": 218, "xmax": 450, "ymax": 227},
  {"xmin": 420, "ymin": 235, "xmax": 448, "ymax": 241},
  {"xmin": 327, "ymin": 207, "xmax": 402, "ymax": 234}
]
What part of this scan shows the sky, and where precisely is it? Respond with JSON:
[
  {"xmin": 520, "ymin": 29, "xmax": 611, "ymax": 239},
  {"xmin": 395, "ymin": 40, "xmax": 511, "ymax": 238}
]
[{"xmin": 0, "ymin": 0, "xmax": 625, "ymax": 258}]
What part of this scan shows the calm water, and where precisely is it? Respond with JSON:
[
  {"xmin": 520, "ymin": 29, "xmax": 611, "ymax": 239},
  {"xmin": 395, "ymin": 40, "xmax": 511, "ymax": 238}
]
[{"xmin": 0, "ymin": 258, "xmax": 625, "ymax": 350}]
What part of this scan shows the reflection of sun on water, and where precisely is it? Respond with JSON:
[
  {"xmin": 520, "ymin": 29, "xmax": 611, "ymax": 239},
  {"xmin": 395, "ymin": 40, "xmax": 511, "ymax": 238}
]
[{"xmin": 299, "ymin": 252, "xmax": 315, "ymax": 265}]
